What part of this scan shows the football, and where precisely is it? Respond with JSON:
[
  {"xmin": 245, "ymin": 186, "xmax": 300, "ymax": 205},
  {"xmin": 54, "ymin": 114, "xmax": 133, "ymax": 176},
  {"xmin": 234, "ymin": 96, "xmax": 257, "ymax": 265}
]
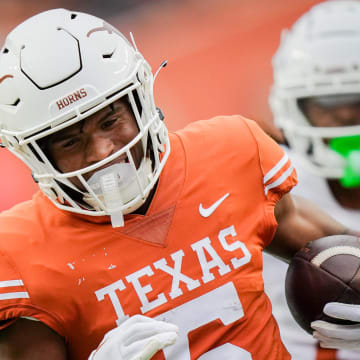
[{"xmin": 285, "ymin": 234, "xmax": 360, "ymax": 334}]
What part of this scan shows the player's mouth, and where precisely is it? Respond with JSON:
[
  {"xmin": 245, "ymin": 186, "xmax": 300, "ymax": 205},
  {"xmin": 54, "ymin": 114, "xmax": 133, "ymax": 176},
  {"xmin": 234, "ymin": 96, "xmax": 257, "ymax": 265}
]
[{"xmin": 84, "ymin": 155, "xmax": 130, "ymax": 182}]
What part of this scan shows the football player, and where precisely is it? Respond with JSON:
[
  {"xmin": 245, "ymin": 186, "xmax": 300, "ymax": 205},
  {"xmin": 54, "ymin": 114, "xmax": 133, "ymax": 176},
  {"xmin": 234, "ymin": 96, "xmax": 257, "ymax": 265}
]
[
  {"xmin": 0, "ymin": 8, "xmax": 357, "ymax": 360},
  {"xmin": 263, "ymin": 0, "xmax": 360, "ymax": 359}
]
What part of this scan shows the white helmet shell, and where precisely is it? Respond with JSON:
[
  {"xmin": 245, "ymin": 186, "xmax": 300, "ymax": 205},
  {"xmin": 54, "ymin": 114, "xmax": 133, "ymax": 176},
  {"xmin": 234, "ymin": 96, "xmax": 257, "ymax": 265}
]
[
  {"xmin": 270, "ymin": 0, "xmax": 360, "ymax": 178},
  {"xmin": 0, "ymin": 9, "xmax": 170, "ymax": 224}
]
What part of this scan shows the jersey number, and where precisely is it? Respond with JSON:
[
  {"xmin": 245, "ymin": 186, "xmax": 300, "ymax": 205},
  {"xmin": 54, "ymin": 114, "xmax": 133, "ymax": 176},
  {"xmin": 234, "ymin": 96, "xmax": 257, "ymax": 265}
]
[{"xmin": 156, "ymin": 281, "xmax": 252, "ymax": 359}]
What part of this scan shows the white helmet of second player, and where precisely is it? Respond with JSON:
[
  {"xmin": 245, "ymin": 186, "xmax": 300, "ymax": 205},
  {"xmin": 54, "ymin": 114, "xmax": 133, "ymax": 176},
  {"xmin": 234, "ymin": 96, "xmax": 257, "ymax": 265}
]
[
  {"xmin": 270, "ymin": 0, "xmax": 360, "ymax": 179},
  {"xmin": 0, "ymin": 9, "xmax": 170, "ymax": 226}
]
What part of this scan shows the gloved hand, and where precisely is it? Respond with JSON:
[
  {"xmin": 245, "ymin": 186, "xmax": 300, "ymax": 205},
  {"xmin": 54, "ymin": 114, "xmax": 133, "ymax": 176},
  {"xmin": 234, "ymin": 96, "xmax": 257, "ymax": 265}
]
[
  {"xmin": 88, "ymin": 314, "xmax": 179, "ymax": 360},
  {"xmin": 311, "ymin": 302, "xmax": 360, "ymax": 350}
]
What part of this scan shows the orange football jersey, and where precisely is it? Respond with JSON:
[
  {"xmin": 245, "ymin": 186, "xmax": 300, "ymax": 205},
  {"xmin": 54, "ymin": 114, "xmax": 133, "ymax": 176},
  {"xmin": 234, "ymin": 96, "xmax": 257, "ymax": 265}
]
[{"xmin": 0, "ymin": 116, "xmax": 297, "ymax": 359}]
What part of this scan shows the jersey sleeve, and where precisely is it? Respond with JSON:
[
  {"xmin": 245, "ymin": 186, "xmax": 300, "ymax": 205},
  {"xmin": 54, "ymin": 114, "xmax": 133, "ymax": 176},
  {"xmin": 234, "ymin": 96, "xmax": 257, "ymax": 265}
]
[
  {"xmin": 0, "ymin": 250, "xmax": 31, "ymax": 329},
  {"xmin": 0, "ymin": 244, "xmax": 66, "ymax": 337},
  {"xmin": 244, "ymin": 119, "xmax": 298, "ymax": 203}
]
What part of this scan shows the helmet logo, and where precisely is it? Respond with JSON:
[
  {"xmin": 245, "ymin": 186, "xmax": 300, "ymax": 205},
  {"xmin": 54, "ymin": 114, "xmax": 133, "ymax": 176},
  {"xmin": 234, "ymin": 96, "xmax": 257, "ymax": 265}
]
[
  {"xmin": 56, "ymin": 88, "xmax": 87, "ymax": 110},
  {"xmin": 0, "ymin": 74, "xmax": 13, "ymax": 84},
  {"xmin": 87, "ymin": 21, "xmax": 115, "ymax": 38}
]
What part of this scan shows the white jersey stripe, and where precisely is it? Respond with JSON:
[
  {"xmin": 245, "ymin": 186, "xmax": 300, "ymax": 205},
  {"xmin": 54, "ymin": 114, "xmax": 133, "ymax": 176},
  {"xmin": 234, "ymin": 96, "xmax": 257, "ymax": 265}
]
[
  {"xmin": 0, "ymin": 292, "xmax": 29, "ymax": 300},
  {"xmin": 263, "ymin": 153, "xmax": 289, "ymax": 184},
  {"xmin": 0, "ymin": 279, "xmax": 29, "ymax": 300},
  {"xmin": 264, "ymin": 165, "xmax": 294, "ymax": 195},
  {"xmin": 0, "ymin": 280, "xmax": 24, "ymax": 288}
]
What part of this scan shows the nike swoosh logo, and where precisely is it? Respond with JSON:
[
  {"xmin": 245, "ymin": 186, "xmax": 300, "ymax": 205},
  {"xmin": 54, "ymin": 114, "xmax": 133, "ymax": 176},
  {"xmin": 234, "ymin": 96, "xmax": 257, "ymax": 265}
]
[{"xmin": 199, "ymin": 193, "xmax": 230, "ymax": 218}]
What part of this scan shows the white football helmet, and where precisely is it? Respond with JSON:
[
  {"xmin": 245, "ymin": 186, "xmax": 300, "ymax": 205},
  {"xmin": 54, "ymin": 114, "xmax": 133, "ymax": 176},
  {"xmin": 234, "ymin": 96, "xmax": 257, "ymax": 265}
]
[
  {"xmin": 0, "ymin": 9, "xmax": 170, "ymax": 226},
  {"xmin": 270, "ymin": 0, "xmax": 360, "ymax": 179}
]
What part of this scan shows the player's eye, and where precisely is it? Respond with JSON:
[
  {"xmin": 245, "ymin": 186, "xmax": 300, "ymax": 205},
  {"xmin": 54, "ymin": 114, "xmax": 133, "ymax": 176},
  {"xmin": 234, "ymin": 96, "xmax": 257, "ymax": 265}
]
[
  {"xmin": 61, "ymin": 136, "xmax": 81, "ymax": 149},
  {"xmin": 101, "ymin": 118, "xmax": 118, "ymax": 130}
]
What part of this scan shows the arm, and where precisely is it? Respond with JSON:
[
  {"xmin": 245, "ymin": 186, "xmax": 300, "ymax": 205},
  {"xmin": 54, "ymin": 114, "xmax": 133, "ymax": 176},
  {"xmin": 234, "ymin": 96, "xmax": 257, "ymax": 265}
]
[
  {"xmin": 266, "ymin": 193, "xmax": 357, "ymax": 262},
  {"xmin": 0, "ymin": 315, "xmax": 178, "ymax": 360},
  {"xmin": 0, "ymin": 318, "xmax": 67, "ymax": 360}
]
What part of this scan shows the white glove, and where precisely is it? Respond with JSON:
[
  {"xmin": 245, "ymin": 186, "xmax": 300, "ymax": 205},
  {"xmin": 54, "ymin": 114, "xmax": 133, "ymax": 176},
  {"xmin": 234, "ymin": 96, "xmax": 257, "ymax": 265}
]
[
  {"xmin": 311, "ymin": 302, "xmax": 360, "ymax": 350},
  {"xmin": 88, "ymin": 314, "xmax": 179, "ymax": 360}
]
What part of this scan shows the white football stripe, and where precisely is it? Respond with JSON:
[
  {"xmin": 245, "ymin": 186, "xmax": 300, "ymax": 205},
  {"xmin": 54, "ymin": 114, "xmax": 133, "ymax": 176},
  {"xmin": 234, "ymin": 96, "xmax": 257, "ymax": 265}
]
[
  {"xmin": 0, "ymin": 280, "xmax": 24, "ymax": 288},
  {"xmin": 264, "ymin": 165, "xmax": 294, "ymax": 195},
  {"xmin": 0, "ymin": 292, "xmax": 29, "ymax": 300},
  {"xmin": 263, "ymin": 153, "xmax": 289, "ymax": 184},
  {"xmin": 311, "ymin": 246, "xmax": 360, "ymax": 267},
  {"xmin": 0, "ymin": 279, "xmax": 29, "ymax": 300}
]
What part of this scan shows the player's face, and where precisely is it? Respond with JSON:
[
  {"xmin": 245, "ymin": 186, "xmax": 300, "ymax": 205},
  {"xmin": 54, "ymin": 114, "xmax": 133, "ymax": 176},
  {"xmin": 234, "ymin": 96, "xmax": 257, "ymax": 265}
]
[
  {"xmin": 44, "ymin": 98, "xmax": 143, "ymax": 189},
  {"xmin": 300, "ymin": 98, "xmax": 360, "ymax": 128}
]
